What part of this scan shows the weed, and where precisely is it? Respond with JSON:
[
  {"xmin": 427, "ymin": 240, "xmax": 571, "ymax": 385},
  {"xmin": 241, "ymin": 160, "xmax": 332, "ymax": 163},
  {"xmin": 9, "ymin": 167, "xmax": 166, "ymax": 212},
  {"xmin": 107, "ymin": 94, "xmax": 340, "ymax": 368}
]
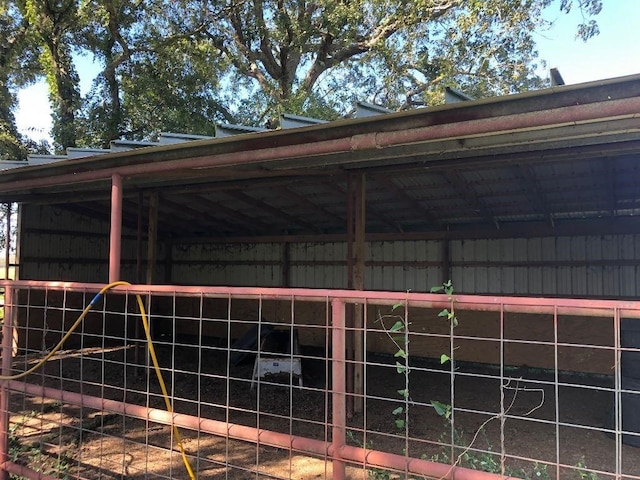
[
  {"xmin": 8, "ymin": 417, "xmax": 73, "ymax": 480},
  {"xmin": 575, "ymin": 456, "xmax": 599, "ymax": 480}
]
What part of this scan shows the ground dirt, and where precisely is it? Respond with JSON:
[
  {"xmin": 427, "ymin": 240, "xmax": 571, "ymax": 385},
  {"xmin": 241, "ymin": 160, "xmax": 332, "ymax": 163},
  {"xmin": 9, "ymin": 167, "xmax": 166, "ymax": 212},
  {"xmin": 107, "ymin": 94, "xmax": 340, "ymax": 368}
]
[{"xmin": 6, "ymin": 344, "xmax": 640, "ymax": 480}]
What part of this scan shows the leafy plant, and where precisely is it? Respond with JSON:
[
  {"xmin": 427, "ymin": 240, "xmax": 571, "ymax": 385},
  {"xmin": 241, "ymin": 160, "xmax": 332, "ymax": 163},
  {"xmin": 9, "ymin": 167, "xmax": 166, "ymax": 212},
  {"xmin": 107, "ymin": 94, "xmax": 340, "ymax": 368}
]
[
  {"xmin": 8, "ymin": 415, "xmax": 73, "ymax": 480},
  {"xmin": 575, "ymin": 456, "xmax": 599, "ymax": 480}
]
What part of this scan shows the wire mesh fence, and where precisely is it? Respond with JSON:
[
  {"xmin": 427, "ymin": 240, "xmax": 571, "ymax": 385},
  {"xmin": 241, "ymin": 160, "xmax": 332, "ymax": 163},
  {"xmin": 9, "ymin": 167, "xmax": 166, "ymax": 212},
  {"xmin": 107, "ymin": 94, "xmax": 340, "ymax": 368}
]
[{"xmin": 0, "ymin": 281, "xmax": 639, "ymax": 479}]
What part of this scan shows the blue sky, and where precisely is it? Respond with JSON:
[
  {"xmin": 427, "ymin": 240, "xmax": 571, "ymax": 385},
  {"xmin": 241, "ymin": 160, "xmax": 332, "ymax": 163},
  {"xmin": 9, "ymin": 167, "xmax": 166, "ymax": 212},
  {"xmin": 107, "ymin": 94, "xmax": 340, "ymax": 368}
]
[
  {"xmin": 533, "ymin": 1, "xmax": 639, "ymax": 84},
  {"xmin": 15, "ymin": 2, "xmax": 640, "ymax": 144}
]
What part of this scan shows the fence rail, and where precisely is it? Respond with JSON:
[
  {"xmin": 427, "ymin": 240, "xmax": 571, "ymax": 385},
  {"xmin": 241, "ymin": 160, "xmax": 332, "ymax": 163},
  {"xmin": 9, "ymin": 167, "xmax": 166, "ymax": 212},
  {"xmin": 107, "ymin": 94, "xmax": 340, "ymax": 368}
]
[{"xmin": 0, "ymin": 280, "xmax": 639, "ymax": 479}]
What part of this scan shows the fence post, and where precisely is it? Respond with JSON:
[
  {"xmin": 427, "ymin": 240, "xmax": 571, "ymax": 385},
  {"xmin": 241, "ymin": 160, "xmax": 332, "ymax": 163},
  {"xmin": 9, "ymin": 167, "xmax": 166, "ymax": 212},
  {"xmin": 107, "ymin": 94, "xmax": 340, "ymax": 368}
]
[
  {"xmin": 331, "ymin": 299, "xmax": 346, "ymax": 480},
  {"xmin": 0, "ymin": 284, "xmax": 14, "ymax": 480}
]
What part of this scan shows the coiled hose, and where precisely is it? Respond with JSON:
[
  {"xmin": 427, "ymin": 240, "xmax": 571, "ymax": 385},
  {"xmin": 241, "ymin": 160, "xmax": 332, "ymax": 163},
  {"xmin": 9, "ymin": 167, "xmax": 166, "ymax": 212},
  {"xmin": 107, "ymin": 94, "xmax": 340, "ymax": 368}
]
[{"xmin": 0, "ymin": 281, "xmax": 197, "ymax": 479}]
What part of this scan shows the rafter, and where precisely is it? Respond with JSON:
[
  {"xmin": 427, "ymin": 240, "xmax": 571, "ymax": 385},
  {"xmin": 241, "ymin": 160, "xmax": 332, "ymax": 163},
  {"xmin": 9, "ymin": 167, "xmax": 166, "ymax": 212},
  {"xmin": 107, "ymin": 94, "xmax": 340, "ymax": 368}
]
[
  {"xmin": 191, "ymin": 194, "xmax": 272, "ymax": 233},
  {"xmin": 374, "ymin": 175, "xmax": 440, "ymax": 226},
  {"xmin": 322, "ymin": 180, "xmax": 403, "ymax": 233},
  {"xmin": 441, "ymin": 170, "xmax": 499, "ymax": 229},
  {"xmin": 158, "ymin": 196, "xmax": 242, "ymax": 236},
  {"xmin": 513, "ymin": 164, "xmax": 555, "ymax": 227},
  {"xmin": 280, "ymin": 186, "xmax": 346, "ymax": 225},
  {"xmin": 225, "ymin": 190, "xmax": 322, "ymax": 234}
]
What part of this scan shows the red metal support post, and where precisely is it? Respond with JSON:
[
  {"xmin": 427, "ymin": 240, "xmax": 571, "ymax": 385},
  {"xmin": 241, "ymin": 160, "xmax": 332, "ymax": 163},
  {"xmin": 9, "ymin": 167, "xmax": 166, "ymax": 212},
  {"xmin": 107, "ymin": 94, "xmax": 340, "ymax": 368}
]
[
  {"xmin": 346, "ymin": 176, "xmax": 354, "ymax": 418},
  {"xmin": 0, "ymin": 285, "xmax": 13, "ymax": 480},
  {"xmin": 331, "ymin": 298, "xmax": 346, "ymax": 480},
  {"xmin": 109, "ymin": 174, "xmax": 123, "ymax": 283}
]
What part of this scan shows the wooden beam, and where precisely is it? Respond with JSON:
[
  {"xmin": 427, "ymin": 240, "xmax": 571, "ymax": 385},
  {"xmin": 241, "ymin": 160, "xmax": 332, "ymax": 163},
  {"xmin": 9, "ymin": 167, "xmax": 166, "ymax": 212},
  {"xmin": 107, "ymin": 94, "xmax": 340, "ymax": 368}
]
[
  {"xmin": 136, "ymin": 192, "xmax": 144, "ymax": 284},
  {"xmin": 324, "ymin": 180, "xmax": 401, "ymax": 232},
  {"xmin": 350, "ymin": 173, "xmax": 366, "ymax": 414}
]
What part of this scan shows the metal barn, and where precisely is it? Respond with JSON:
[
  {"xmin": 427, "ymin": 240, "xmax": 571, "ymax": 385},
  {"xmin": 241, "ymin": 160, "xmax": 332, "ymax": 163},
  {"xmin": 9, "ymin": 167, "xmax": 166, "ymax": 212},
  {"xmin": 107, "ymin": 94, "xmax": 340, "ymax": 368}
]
[{"xmin": 0, "ymin": 74, "xmax": 640, "ymax": 479}]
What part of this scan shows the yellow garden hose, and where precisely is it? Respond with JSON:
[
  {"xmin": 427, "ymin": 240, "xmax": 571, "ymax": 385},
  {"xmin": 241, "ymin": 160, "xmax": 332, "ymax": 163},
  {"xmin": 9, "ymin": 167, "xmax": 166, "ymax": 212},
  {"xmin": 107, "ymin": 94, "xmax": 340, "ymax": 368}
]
[{"xmin": 0, "ymin": 281, "xmax": 197, "ymax": 480}]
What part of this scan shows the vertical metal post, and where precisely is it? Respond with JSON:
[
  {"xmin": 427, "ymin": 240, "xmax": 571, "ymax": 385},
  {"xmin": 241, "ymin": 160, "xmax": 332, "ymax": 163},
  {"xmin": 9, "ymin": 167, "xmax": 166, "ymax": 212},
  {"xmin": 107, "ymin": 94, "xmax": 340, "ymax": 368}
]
[
  {"xmin": 135, "ymin": 192, "xmax": 144, "ymax": 372},
  {"xmin": 0, "ymin": 285, "xmax": 14, "ymax": 480},
  {"xmin": 347, "ymin": 176, "xmax": 354, "ymax": 290},
  {"xmin": 136, "ymin": 192, "xmax": 144, "ymax": 284},
  {"xmin": 331, "ymin": 299, "xmax": 346, "ymax": 480},
  {"xmin": 144, "ymin": 193, "xmax": 159, "ymax": 373},
  {"xmin": 353, "ymin": 173, "xmax": 366, "ymax": 414},
  {"xmin": 346, "ymin": 176, "xmax": 355, "ymax": 418},
  {"xmin": 109, "ymin": 174, "xmax": 123, "ymax": 283}
]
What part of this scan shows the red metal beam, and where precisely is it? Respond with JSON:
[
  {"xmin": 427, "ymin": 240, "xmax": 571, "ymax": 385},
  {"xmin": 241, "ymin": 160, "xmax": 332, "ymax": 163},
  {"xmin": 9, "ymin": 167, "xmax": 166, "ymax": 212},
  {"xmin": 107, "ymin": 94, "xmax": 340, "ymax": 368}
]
[
  {"xmin": 0, "ymin": 462, "xmax": 59, "ymax": 480},
  {"xmin": 332, "ymin": 299, "xmax": 347, "ymax": 480},
  {"xmin": 4, "ymin": 97, "xmax": 639, "ymax": 194},
  {"xmin": 109, "ymin": 174, "xmax": 123, "ymax": 283},
  {"xmin": 8, "ymin": 380, "xmax": 517, "ymax": 480},
  {"xmin": 2, "ymin": 280, "xmax": 640, "ymax": 319},
  {"xmin": 0, "ymin": 286, "xmax": 13, "ymax": 480}
]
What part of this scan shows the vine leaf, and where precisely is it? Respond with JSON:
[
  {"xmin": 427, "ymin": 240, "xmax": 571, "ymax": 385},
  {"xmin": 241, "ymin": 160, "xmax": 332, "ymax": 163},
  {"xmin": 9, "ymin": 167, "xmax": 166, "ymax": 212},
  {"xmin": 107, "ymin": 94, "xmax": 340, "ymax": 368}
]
[
  {"xmin": 392, "ymin": 406, "xmax": 404, "ymax": 416},
  {"xmin": 431, "ymin": 400, "xmax": 452, "ymax": 419},
  {"xmin": 390, "ymin": 320, "xmax": 404, "ymax": 332},
  {"xmin": 395, "ymin": 361, "xmax": 407, "ymax": 374},
  {"xmin": 394, "ymin": 349, "xmax": 407, "ymax": 359},
  {"xmin": 440, "ymin": 354, "xmax": 451, "ymax": 364}
]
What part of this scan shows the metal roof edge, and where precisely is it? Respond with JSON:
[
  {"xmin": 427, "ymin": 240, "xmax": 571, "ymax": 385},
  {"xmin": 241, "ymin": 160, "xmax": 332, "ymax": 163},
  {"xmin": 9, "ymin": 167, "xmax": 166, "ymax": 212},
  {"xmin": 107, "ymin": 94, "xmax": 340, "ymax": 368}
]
[{"xmin": 2, "ymin": 73, "xmax": 639, "ymax": 182}]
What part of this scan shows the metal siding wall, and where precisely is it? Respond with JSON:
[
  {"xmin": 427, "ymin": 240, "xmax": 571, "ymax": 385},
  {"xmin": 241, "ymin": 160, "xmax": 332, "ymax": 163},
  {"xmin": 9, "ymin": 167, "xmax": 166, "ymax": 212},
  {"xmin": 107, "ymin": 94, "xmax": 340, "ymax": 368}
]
[
  {"xmin": 531, "ymin": 238, "xmax": 545, "ymax": 295},
  {"xmin": 452, "ymin": 235, "xmax": 640, "ymax": 297},
  {"xmin": 20, "ymin": 205, "xmax": 141, "ymax": 283},
  {"xmin": 540, "ymin": 237, "xmax": 557, "ymax": 296},
  {"xmin": 367, "ymin": 240, "xmax": 442, "ymax": 292},
  {"xmin": 172, "ymin": 243, "xmax": 282, "ymax": 287},
  {"xmin": 173, "ymin": 240, "xmax": 445, "ymax": 291},
  {"xmin": 620, "ymin": 234, "xmax": 637, "ymax": 297},
  {"xmin": 289, "ymin": 242, "xmax": 347, "ymax": 289},
  {"xmin": 20, "ymin": 204, "xmax": 640, "ymax": 298},
  {"xmin": 601, "ymin": 235, "xmax": 618, "ymax": 297}
]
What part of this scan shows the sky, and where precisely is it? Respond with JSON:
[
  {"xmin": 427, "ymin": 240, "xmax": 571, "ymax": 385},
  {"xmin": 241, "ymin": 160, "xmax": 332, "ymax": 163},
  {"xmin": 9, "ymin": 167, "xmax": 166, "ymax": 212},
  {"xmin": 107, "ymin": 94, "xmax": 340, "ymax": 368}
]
[{"xmin": 14, "ymin": 1, "xmax": 640, "ymax": 145}]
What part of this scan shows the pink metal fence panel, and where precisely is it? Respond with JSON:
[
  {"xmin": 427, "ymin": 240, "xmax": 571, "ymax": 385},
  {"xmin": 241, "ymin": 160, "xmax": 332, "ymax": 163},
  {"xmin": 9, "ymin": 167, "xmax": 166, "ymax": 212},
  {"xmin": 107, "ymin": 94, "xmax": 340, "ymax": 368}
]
[{"xmin": 0, "ymin": 280, "xmax": 639, "ymax": 479}]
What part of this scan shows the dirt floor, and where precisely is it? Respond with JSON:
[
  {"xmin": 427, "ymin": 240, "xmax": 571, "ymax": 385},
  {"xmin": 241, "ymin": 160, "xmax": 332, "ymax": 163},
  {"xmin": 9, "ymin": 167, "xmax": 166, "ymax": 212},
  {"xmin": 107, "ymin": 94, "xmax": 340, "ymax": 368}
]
[{"xmin": 5, "ymin": 344, "xmax": 640, "ymax": 480}]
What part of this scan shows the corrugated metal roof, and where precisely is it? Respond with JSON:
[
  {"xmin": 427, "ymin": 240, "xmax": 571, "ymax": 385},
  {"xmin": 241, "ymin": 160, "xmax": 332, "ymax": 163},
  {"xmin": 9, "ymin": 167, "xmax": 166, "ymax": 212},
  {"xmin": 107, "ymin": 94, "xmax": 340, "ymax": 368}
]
[{"xmin": 2, "ymin": 74, "xmax": 640, "ymax": 240}]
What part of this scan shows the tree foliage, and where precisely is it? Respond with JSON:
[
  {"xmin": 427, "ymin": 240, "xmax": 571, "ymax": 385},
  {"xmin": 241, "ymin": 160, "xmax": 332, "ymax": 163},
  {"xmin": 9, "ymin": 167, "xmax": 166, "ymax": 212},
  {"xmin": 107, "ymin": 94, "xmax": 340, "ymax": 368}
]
[
  {"xmin": 0, "ymin": 0, "xmax": 41, "ymax": 160},
  {"xmin": 0, "ymin": 0, "xmax": 603, "ymax": 155}
]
